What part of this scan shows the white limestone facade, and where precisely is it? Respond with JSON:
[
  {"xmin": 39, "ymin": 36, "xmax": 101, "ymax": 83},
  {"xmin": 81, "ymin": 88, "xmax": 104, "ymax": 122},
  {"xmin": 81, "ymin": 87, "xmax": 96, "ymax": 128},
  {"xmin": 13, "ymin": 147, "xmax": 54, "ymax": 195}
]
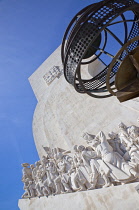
[
  {"xmin": 28, "ymin": 45, "xmax": 139, "ymax": 159},
  {"xmin": 18, "ymin": 45, "xmax": 139, "ymax": 210},
  {"xmin": 18, "ymin": 182, "xmax": 139, "ymax": 210}
]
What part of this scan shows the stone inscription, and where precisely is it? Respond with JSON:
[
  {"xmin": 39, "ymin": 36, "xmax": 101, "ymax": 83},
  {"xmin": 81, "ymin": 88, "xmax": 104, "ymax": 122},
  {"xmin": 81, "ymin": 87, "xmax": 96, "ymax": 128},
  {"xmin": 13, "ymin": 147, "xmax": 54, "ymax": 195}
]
[{"xmin": 43, "ymin": 66, "xmax": 63, "ymax": 85}]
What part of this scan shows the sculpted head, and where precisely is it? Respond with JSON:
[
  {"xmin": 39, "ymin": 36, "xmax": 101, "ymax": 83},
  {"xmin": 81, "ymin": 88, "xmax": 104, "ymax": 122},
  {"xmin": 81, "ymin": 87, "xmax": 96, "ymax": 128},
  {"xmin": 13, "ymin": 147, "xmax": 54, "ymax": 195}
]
[
  {"xmin": 90, "ymin": 139, "xmax": 99, "ymax": 148},
  {"xmin": 57, "ymin": 152, "xmax": 63, "ymax": 160},
  {"xmin": 82, "ymin": 132, "xmax": 95, "ymax": 142},
  {"xmin": 118, "ymin": 122, "xmax": 126, "ymax": 130},
  {"xmin": 108, "ymin": 132, "xmax": 117, "ymax": 139},
  {"xmin": 78, "ymin": 145, "xmax": 85, "ymax": 152},
  {"xmin": 130, "ymin": 125, "xmax": 137, "ymax": 132},
  {"xmin": 129, "ymin": 125, "xmax": 138, "ymax": 136},
  {"xmin": 35, "ymin": 161, "xmax": 41, "ymax": 167},
  {"xmin": 30, "ymin": 164, "xmax": 35, "ymax": 170},
  {"xmin": 41, "ymin": 156, "xmax": 48, "ymax": 164}
]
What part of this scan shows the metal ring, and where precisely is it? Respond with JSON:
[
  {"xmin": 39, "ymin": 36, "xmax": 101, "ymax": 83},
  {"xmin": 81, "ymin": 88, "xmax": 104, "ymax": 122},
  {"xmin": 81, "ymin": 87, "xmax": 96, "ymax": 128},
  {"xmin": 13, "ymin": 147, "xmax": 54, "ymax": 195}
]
[
  {"xmin": 106, "ymin": 35, "xmax": 139, "ymax": 95},
  {"xmin": 62, "ymin": 0, "xmax": 139, "ymax": 98}
]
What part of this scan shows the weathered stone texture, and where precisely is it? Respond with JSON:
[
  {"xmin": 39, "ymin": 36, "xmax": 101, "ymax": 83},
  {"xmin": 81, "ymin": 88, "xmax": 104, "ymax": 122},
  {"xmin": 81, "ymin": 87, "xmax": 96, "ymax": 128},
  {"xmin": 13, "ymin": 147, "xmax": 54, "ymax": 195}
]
[
  {"xmin": 18, "ymin": 182, "xmax": 139, "ymax": 210},
  {"xmin": 29, "ymin": 45, "xmax": 139, "ymax": 159}
]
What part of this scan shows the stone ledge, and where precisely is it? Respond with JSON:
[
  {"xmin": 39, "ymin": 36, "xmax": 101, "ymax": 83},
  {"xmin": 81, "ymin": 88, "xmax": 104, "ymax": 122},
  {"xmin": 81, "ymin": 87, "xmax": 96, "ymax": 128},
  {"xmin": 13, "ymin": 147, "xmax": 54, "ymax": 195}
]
[{"xmin": 18, "ymin": 182, "xmax": 139, "ymax": 210}]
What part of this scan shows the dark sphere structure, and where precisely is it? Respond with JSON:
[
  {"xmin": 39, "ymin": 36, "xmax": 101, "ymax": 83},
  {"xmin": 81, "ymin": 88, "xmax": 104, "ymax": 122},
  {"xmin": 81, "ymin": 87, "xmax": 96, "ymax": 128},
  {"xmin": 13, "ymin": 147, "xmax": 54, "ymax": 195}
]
[{"xmin": 61, "ymin": 0, "xmax": 139, "ymax": 100}]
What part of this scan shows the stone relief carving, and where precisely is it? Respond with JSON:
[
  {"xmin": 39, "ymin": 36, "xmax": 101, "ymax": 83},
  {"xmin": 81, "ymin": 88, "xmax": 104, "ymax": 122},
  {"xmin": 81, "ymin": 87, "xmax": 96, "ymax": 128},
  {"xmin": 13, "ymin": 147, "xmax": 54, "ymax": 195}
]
[
  {"xmin": 43, "ymin": 66, "xmax": 63, "ymax": 85},
  {"xmin": 21, "ymin": 122, "xmax": 139, "ymax": 198}
]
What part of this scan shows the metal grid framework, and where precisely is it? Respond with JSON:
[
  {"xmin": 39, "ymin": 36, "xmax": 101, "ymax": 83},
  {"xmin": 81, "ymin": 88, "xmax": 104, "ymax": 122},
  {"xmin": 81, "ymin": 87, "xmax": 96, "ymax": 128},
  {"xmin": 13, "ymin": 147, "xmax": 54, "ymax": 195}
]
[{"xmin": 61, "ymin": 0, "xmax": 139, "ymax": 98}]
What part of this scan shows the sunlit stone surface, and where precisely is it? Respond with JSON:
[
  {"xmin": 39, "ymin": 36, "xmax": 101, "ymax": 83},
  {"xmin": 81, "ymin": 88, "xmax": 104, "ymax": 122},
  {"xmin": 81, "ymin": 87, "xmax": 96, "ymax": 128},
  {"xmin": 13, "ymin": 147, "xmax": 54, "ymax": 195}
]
[
  {"xmin": 18, "ymin": 45, "xmax": 139, "ymax": 210},
  {"xmin": 19, "ymin": 182, "xmax": 139, "ymax": 210},
  {"xmin": 29, "ymin": 45, "xmax": 139, "ymax": 159}
]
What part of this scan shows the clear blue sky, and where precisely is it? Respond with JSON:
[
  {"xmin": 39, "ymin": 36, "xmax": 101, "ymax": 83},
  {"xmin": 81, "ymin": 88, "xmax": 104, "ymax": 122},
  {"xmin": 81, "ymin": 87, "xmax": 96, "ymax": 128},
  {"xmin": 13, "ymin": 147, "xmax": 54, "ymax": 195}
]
[{"xmin": 0, "ymin": 0, "xmax": 139, "ymax": 209}]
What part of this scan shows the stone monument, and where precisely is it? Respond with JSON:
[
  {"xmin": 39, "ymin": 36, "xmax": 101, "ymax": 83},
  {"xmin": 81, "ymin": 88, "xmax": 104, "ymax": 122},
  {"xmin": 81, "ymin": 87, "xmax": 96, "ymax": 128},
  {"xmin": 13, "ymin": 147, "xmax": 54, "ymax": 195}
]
[
  {"xmin": 19, "ymin": 0, "xmax": 139, "ymax": 208},
  {"xmin": 18, "ymin": 44, "xmax": 139, "ymax": 210}
]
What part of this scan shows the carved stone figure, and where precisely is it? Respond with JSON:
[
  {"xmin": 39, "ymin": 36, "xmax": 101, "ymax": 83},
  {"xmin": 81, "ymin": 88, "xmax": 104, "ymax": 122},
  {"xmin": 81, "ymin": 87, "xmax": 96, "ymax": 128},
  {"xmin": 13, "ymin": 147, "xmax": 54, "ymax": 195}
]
[
  {"xmin": 83, "ymin": 133, "xmax": 111, "ymax": 188},
  {"xmin": 21, "ymin": 121, "xmax": 139, "ymax": 199},
  {"xmin": 108, "ymin": 132, "xmax": 125, "ymax": 157},
  {"xmin": 39, "ymin": 159, "xmax": 51, "ymax": 196},
  {"xmin": 69, "ymin": 161, "xmax": 87, "ymax": 191},
  {"xmin": 57, "ymin": 158, "xmax": 73, "ymax": 193},
  {"xmin": 34, "ymin": 162, "xmax": 44, "ymax": 197},
  {"xmin": 21, "ymin": 163, "xmax": 32, "ymax": 180},
  {"xmin": 118, "ymin": 124, "xmax": 139, "ymax": 166},
  {"xmin": 128, "ymin": 125, "xmax": 139, "ymax": 146},
  {"xmin": 22, "ymin": 177, "xmax": 31, "ymax": 198},
  {"xmin": 118, "ymin": 122, "xmax": 131, "ymax": 147},
  {"xmin": 91, "ymin": 131, "xmax": 139, "ymax": 183}
]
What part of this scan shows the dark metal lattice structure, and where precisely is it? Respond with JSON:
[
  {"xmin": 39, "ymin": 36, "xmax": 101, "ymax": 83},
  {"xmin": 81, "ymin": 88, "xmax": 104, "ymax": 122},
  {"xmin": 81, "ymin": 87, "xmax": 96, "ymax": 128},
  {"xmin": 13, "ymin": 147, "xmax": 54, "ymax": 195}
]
[{"xmin": 61, "ymin": 0, "xmax": 139, "ymax": 100}]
